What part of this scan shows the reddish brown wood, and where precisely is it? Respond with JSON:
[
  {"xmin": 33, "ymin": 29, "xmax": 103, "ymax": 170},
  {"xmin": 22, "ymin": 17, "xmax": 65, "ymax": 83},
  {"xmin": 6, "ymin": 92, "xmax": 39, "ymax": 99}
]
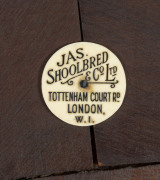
[
  {"xmin": 40, "ymin": 165, "xmax": 160, "ymax": 180},
  {"xmin": 79, "ymin": 0, "xmax": 160, "ymax": 166},
  {"xmin": 0, "ymin": 0, "xmax": 93, "ymax": 179}
]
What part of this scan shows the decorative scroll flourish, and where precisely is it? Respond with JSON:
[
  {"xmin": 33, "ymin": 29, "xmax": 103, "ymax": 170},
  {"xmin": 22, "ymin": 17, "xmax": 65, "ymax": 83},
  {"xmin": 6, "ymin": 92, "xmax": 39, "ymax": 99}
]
[
  {"xmin": 88, "ymin": 80, "xmax": 119, "ymax": 88},
  {"xmin": 61, "ymin": 73, "xmax": 83, "ymax": 85}
]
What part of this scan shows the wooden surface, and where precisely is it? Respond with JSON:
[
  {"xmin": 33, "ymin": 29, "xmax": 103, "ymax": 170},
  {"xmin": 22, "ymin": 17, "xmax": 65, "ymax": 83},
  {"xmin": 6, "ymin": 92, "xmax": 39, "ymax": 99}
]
[
  {"xmin": 39, "ymin": 165, "xmax": 160, "ymax": 180},
  {"xmin": 0, "ymin": 0, "xmax": 92, "ymax": 179},
  {"xmin": 0, "ymin": 0, "xmax": 160, "ymax": 179},
  {"xmin": 80, "ymin": 0, "xmax": 160, "ymax": 166}
]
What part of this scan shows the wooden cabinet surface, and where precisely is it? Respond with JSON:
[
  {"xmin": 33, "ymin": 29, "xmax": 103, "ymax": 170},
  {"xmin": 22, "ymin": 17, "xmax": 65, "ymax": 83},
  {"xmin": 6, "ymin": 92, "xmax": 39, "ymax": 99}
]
[{"xmin": 0, "ymin": 0, "xmax": 160, "ymax": 179}]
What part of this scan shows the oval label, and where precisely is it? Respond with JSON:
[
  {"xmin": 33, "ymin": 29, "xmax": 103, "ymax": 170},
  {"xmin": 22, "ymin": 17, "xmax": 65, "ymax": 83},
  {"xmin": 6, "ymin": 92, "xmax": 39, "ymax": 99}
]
[{"xmin": 41, "ymin": 42, "xmax": 126, "ymax": 126}]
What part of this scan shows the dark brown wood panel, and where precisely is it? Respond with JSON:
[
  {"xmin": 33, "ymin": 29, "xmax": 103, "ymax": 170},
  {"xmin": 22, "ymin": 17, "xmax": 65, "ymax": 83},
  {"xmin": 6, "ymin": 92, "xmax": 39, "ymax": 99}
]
[
  {"xmin": 79, "ymin": 0, "xmax": 160, "ymax": 165},
  {"xmin": 0, "ymin": 0, "xmax": 93, "ymax": 179},
  {"xmin": 39, "ymin": 165, "xmax": 160, "ymax": 180}
]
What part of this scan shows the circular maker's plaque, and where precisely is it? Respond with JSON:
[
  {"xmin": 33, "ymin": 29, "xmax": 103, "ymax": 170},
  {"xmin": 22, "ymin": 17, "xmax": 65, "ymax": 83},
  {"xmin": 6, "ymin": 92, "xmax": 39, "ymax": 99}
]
[{"xmin": 42, "ymin": 42, "xmax": 126, "ymax": 126}]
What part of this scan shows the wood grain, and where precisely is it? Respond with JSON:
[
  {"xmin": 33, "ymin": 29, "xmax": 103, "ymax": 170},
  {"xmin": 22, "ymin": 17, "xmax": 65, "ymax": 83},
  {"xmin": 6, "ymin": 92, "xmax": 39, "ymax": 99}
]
[
  {"xmin": 79, "ymin": 0, "xmax": 160, "ymax": 166},
  {"xmin": 0, "ymin": 0, "xmax": 93, "ymax": 179},
  {"xmin": 39, "ymin": 165, "xmax": 160, "ymax": 180}
]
